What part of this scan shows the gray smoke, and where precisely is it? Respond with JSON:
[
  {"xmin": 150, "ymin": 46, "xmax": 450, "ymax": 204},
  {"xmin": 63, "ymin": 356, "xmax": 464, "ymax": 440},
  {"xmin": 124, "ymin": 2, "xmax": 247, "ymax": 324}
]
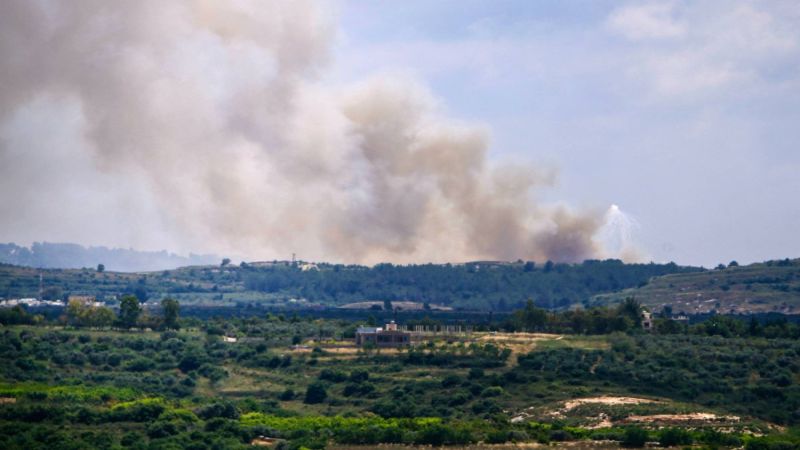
[{"xmin": 0, "ymin": 0, "xmax": 609, "ymax": 264}]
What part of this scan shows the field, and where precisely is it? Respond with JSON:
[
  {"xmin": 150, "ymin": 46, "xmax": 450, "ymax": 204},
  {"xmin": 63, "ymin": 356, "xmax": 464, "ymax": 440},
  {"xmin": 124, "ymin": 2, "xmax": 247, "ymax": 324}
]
[{"xmin": 2, "ymin": 307, "xmax": 800, "ymax": 449}]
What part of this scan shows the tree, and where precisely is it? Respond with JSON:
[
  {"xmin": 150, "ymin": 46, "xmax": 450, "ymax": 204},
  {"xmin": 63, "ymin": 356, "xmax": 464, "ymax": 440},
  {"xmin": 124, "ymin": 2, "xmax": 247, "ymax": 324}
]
[
  {"xmin": 161, "ymin": 298, "xmax": 180, "ymax": 330},
  {"xmin": 91, "ymin": 307, "xmax": 115, "ymax": 327},
  {"xmin": 516, "ymin": 299, "xmax": 547, "ymax": 330},
  {"xmin": 119, "ymin": 295, "xmax": 141, "ymax": 329},
  {"xmin": 304, "ymin": 382, "xmax": 327, "ymax": 404},
  {"xmin": 618, "ymin": 297, "xmax": 642, "ymax": 326},
  {"xmin": 728, "ymin": 260, "xmax": 739, "ymax": 268},
  {"xmin": 221, "ymin": 258, "xmax": 231, "ymax": 267},
  {"xmin": 96, "ymin": 264, "xmax": 105, "ymax": 273},
  {"xmin": 67, "ymin": 299, "xmax": 115, "ymax": 327},
  {"xmin": 133, "ymin": 286, "xmax": 148, "ymax": 302},
  {"xmin": 383, "ymin": 299, "xmax": 393, "ymax": 311},
  {"xmin": 622, "ymin": 427, "xmax": 649, "ymax": 447}
]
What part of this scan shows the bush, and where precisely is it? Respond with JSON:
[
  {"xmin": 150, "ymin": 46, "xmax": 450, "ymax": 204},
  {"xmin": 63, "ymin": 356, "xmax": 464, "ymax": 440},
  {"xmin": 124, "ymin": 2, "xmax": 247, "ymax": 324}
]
[
  {"xmin": 304, "ymin": 382, "xmax": 327, "ymax": 404},
  {"xmin": 279, "ymin": 389, "xmax": 295, "ymax": 401},
  {"xmin": 123, "ymin": 357, "xmax": 155, "ymax": 372},
  {"xmin": 658, "ymin": 427, "xmax": 692, "ymax": 446},
  {"xmin": 481, "ymin": 386, "xmax": 504, "ymax": 397},
  {"xmin": 349, "ymin": 369, "xmax": 369, "ymax": 383},
  {"xmin": 621, "ymin": 427, "xmax": 649, "ymax": 448},
  {"xmin": 197, "ymin": 401, "xmax": 240, "ymax": 420},
  {"xmin": 319, "ymin": 369, "xmax": 347, "ymax": 382},
  {"xmin": 441, "ymin": 374, "xmax": 461, "ymax": 388}
]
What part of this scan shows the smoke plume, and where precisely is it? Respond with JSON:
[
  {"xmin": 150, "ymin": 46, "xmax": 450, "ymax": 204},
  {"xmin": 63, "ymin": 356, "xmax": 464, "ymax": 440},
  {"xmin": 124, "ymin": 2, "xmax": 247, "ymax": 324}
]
[{"xmin": 0, "ymin": 0, "xmax": 617, "ymax": 264}]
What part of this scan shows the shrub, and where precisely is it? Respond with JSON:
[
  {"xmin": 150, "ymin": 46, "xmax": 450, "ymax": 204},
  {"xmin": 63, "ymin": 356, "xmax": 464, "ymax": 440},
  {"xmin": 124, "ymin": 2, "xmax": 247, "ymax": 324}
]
[
  {"xmin": 124, "ymin": 357, "xmax": 155, "ymax": 372},
  {"xmin": 441, "ymin": 374, "xmax": 461, "ymax": 388},
  {"xmin": 481, "ymin": 386, "xmax": 504, "ymax": 397},
  {"xmin": 621, "ymin": 427, "xmax": 649, "ymax": 448},
  {"xmin": 304, "ymin": 382, "xmax": 327, "ymax": 404},
  {"xmin": 349, "ymin": 369, "xmax": 369, "ymax": 383},
  {"xmin": 197, "ymin": 401, "xmax": 240, "ymax": 420},
  {"xmin": 658, "ymin": 427, "xmax": 692, "ymax": 446},
  {"xmin": 319, "ymin": 369, "xmax": 347, "ymax": 382}
]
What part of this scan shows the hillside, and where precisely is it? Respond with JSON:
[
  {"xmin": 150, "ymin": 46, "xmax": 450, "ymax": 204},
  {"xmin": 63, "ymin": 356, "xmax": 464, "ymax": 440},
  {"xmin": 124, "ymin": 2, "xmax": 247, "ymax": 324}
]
[
  {"xmin": 0, "ymin": 242, "xmax": 218, "ymax": 272},
  {"xmin": 0, "ymin": 259, "xmax": 698, "ymax": 311},
  {"xmin": 593, "ymin": 259, "xmax": 800, "ymax": 314}
]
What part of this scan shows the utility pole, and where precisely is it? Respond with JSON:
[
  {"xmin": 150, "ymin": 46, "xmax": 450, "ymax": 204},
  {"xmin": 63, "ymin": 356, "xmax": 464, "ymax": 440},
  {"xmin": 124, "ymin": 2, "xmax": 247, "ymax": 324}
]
[{"xmin": 38, "ymin": 272, "xmax": 43, "ymax": 300}]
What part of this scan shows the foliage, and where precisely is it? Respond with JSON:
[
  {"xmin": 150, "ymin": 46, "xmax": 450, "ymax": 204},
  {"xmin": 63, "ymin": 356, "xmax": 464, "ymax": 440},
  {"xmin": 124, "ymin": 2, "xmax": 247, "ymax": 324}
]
[{"xmin": 118, "ymin": 295, "xmax": 141, "ymax": 328}]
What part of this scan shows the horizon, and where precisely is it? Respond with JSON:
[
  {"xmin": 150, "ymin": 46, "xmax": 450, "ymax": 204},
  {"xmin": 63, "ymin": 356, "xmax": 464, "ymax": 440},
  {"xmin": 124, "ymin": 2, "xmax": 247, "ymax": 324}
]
[{"xmin": 3, "ymin": 239, "xmax": 795, "ymax": 271}]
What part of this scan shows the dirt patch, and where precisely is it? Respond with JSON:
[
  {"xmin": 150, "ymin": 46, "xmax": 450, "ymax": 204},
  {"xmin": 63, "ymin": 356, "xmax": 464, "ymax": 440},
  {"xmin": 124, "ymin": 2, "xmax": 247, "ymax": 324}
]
[
  {"xmin": 512, "ymin": 396, "xmax": 660, "ymax": 424},
  {"xmin": 562, "ymin": 396, "xmax": 658, "ymax": 411},
  {"xmin": 478, "ymin": 332, "xmax": 563, "ymax": 343},
  {"xmin": 250, "ymin": 436, "xmax": 282, "ymax": 447},
  {"xmin": 477, "ymin": 332, "xmax": 563, "ymax": 366},
  {"xmin": 623, "ymin": 413, "xmax": 740, "ymax": 425},
  {"xmin": 0, "ymin": 397, "xmax": 16, "ymax": 404}
]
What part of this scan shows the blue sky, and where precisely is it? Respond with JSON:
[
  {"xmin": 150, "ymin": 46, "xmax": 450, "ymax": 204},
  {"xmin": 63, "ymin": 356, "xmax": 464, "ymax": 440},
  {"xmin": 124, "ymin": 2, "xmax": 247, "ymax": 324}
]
[{"xmin": 330, "ymin": 0, "xmax": 800, "ymax": 266}]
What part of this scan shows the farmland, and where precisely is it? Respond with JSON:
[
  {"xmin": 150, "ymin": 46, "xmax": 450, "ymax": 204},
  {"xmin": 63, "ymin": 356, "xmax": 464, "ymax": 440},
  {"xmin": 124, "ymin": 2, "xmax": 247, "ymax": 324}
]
[{"xmin": 2, "ymin": 302, "xmax": 800, "ymax": 449}]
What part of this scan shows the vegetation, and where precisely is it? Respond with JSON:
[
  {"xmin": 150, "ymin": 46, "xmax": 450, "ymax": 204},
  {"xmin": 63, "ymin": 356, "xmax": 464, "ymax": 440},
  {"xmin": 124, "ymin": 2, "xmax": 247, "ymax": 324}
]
[
  {"xmin": 1, "ymin": 295, "xmax": 799, "ymax": 449},
  {"xmin": 596, "ymin": 257, "xmax": 800, "ymax": 314},
  {"xmin": 1, "ymin": 258, "xmax": 700, "ymax": 311}
]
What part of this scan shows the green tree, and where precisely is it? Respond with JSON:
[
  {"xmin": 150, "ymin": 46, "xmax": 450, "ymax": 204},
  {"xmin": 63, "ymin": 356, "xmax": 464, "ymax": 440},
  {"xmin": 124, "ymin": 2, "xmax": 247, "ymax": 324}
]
[
  {"xmin": 383, "ymin": 299, "xmax": 393, "ymax": 311},
  {"xmin": 161, "ymin": 298, "xmax": 180, "ymax": 330},
  {"xmin": 90, "ymin": 306, "xmax": 115, "ymax": 327},
  {"xmin": 618, "ymin": 297, "xmax": 642, "ymax": 326},
  {"xmin": 513, "ymin": 299, "xmax": 547, "ymax": 331},
  {"xmin": 304, "ymin": 382, "xmax": 327, "ymax": 404},
  {"xmin": 96, "ymin": 263, "xmax": 105, "ymax": 273},
  {"xmin": 622, "ymin": 427, "xmax": 649, "ymax": 447},
  {"xmin": 119, "ymin": 295, "xmax": 141, "ymax": 329}
]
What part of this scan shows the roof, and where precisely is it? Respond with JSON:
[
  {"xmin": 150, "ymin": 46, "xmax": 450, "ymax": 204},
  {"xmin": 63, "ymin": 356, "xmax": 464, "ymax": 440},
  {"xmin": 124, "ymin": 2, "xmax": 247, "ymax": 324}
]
[{"xmin": 356, "ymin": 327, "xmax": 380, "ymax": 334}]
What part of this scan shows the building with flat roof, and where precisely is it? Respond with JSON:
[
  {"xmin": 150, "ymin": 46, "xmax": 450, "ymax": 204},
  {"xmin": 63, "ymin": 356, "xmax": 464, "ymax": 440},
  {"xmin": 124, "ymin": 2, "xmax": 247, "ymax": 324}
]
[{"xmin": 355, "ymin": 321, "xmax": 410, "ymax": 347}]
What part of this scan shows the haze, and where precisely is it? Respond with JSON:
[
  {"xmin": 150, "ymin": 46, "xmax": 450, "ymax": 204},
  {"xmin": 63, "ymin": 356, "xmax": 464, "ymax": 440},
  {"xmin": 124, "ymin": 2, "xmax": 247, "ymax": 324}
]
[{"xmin": 1, "ymin": 0, "xmax": 798, "ymax": 267}]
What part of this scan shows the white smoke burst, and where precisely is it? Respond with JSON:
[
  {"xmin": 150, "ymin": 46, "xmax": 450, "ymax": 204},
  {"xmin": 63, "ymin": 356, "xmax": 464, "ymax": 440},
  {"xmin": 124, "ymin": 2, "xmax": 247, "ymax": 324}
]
[
  {"xmin": 596, "ymin": 204, "xmax": 646, "ymax": 261},
  {"xmin": 0, "ymin": 0, "xmax": 638, "ymax": 264}
]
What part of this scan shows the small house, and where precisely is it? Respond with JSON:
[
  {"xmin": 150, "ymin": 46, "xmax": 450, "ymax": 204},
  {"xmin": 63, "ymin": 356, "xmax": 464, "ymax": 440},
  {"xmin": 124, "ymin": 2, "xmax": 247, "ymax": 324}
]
[
  {"xmin": 641, "ymin": 311, "xmax": 653, "ymax": 331},
  {"xmin": 355, "ymin": 321, "xmax": 410, "ymax": 347}
]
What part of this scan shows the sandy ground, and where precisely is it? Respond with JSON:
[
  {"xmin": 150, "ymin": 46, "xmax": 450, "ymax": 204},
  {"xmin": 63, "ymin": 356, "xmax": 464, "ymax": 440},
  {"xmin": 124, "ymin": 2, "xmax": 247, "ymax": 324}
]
[
  {"xmin": 623, "ymin": 413, "xmax": 740, "ymax": 424},
  {"xmin": 477, "ymin": 332, "xmax": 563, "ymax": 365},
  {"xmin": 512, "ymin": 396, "xmax": 746, "ymax": 429},
  {"xmin": 477, "ymin": 332, "xmax": 563, "ymax": 343},
  {"xmin": 512, "ymin": 396, "xmax": 660, "ymax": 425},
  {"xmin": 562, "ymin": 396, "xmax": 658, "ymax": 411}
]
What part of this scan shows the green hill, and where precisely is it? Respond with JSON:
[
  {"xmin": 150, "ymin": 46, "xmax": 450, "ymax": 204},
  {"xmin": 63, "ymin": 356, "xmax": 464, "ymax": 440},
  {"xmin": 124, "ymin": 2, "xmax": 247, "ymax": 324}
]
[
  {"xmin": 592, "ymin": 259, "xmax": 800, "ymax": 314},
  {"xmin": 1, "ymin": 259, "xmax": 698, "ymax": 310}
]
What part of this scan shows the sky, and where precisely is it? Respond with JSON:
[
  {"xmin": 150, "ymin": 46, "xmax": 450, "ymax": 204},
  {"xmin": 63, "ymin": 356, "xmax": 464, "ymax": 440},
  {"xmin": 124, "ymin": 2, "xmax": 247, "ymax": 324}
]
[
  {"xmin": 332, "ymin": 0, "xmax": 800, "ymax": 267},
  {"xmin": 1, "ymin": 0, "xmax": 799, "ymax": 268}
]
